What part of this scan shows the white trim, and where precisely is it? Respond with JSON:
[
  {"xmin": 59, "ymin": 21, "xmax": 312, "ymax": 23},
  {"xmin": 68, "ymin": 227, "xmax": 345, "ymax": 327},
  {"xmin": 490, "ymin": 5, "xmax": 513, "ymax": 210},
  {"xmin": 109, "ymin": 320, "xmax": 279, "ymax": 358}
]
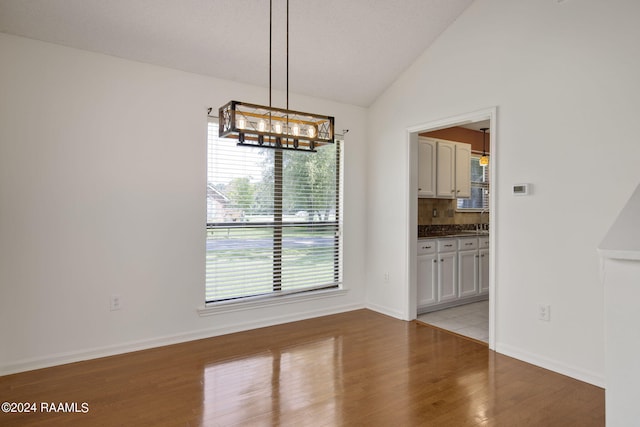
[
  {"xmin": 407, "ymin": 132, "xmax": 419, "ymax": 321},
  {"xmin": 406, "ymin": 108, "xmax": 497, "ymax": 134},
  {"xmin": 598, "ymin": 249, "xmax": 640, "ymax": 262},
  {"xmin": 198, "ymin": 288, "xmax": 349, "ymax": 316},
  {"xmin": 496, "ymin": 343, "xmax": 606, "ymax": 388},
  {"xmin": 406, "ymin": 107, "xmax": 498, "ymax": 350},
  {"xmin": 365, "ymin": 301, "xmax": 406, "ymax": 320},
  {"xmin": 1, "ymin": 300, "xmax": 363, "ymax": 376}
]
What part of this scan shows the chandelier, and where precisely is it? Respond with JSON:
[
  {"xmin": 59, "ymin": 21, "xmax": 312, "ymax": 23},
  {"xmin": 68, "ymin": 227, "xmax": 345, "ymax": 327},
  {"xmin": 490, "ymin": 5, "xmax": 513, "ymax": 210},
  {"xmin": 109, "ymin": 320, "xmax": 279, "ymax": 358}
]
[{"xmin": 218, "ymin": 0, "xmax": 334, "ymax": 152}]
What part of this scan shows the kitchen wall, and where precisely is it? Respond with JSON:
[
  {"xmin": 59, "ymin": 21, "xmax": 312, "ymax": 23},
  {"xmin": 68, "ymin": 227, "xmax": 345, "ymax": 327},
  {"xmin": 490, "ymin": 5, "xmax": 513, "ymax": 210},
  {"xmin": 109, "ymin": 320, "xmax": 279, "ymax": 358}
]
[
  {"xmin": 0, "ymin": 33, "xmax": 367, "ymax": 374},
  {"xmin": 366, "ymin": 0, "xmax": 640, "ymax": 387},
  {"xmin": 421, "ymin": 127, "xmax": 490, "ymax": 154}
]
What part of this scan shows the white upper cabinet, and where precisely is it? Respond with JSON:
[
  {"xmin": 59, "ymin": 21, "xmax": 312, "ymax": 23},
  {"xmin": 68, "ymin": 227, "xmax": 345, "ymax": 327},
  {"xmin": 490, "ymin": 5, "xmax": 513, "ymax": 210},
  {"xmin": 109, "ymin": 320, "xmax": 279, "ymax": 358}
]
[
  {"xmin": 454, "ymin": 143, "xmax": 471, "ymax": 199},
  {"xmin": 436, "ymin": 141, "xmax": 456, "ymax": 198},
  {"xmin": 417, "ymin": 138, "xmax": 436, "ymax": 197},
  {"xmin": 418, "ymin": 137, "xmax": 471, "ymax": 199}
]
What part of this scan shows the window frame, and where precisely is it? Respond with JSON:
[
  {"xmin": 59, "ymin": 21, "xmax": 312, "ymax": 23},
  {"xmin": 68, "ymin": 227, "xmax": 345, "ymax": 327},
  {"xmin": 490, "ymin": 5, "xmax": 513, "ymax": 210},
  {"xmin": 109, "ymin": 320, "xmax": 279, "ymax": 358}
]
[
  {"xmin": 203, "ymin": 118, "xmax": 344, "ymax": 308},
  {"xmin": 456, "ymin": 154, "xmax": 490, "ymax": 212}
]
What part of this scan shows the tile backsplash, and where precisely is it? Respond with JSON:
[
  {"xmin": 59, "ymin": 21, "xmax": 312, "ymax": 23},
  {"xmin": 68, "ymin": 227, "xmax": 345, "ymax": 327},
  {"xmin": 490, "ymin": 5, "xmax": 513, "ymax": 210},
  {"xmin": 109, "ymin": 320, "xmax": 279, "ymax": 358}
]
[{"xmin": 418, "ymin": 198, "xmax": 489, "ymax": 226}]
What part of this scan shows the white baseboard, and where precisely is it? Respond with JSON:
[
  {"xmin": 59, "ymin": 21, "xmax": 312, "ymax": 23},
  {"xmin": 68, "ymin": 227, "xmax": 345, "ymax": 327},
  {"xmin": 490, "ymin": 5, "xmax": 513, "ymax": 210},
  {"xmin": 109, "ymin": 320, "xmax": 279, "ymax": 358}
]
[
  {"xmin": 365, "ymin": 301, "xmax": 406, "ymax": 320},
  {"xmin": 496, "ymin": 342, "xmax": 606, "ymax": 388},
  {"xmin": 0, "ymin": 302, "xmax": 364, "ymax": 376}
]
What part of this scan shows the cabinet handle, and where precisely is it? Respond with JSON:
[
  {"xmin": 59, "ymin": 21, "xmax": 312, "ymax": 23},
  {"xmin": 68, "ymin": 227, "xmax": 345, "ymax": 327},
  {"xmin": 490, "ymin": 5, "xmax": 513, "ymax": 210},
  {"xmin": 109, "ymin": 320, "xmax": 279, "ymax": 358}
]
[
  {"xmin": 465, "ymin": 242, "xmax": 473, "ymax": 246},
  {"xmin": 440, "ymin": 259, "xmax": 444, "ymax": 262},
  {"xmin": 481, "ymin": 254, "xmax": 485, "ymax": 257},
  {"xmin": 445, "ymin": 244, "xmax": 452, "ymax": 247},
  {"xmin": 433, "ymin": 260, "xmax": 437, "ymax": 263}
]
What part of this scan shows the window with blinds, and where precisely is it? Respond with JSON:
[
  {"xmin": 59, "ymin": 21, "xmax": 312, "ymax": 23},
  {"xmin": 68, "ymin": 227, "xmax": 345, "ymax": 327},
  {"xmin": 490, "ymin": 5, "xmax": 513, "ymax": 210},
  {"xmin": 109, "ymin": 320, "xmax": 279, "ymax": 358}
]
[
  {"xmin": 457, "ymin": 155, "xmax": 490, "ymax": 211},
  {"xmin": 206, "ymin": 119, "xmax": 342, "ymax": 303}
]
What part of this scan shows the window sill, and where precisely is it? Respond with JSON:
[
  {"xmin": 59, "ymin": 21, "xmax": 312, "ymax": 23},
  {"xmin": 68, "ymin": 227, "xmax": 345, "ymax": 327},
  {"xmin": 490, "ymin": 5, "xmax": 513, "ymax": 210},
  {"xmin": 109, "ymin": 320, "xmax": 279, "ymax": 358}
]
[
  {"xmin": 197, "ymin": 288, "xmax": 348, "ymax": 316},
  {"xmin": 455, "ymin": 209, "xmax": 489, "ymax": 213}
]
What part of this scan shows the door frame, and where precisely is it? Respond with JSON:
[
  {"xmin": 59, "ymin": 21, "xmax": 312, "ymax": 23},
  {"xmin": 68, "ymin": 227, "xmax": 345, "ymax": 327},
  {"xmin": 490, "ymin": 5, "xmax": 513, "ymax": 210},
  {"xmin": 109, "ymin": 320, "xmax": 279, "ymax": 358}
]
[{"xmin": 406, "ymin": 107, "xmax": 497, "ymax": 350}]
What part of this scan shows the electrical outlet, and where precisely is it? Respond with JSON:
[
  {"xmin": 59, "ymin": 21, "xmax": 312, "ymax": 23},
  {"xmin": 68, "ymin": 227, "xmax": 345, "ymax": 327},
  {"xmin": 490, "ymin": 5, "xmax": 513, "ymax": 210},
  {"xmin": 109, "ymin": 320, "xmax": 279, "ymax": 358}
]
[
  {"xmin": 384, "ymin": 272, "xmax": 390, "ymax": 283},
  {"xmin": 538, "ymin": 304, "xmax": 550, "ymax": 321},
  {"xmin": 110, "ymin": 294, "xmax": 122, "ymax": 311}
]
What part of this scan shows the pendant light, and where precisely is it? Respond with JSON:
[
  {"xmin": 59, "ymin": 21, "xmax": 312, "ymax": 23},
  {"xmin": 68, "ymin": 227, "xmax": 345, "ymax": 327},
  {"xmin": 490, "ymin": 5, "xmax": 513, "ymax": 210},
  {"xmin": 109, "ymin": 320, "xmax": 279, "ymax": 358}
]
[
  {"xmin": 217, "ymin": 0, "xmax": 334, "ymax": 152},
  {"xmin": 479, "ymin": 127, "xmax": 489, "ymax": 167}
]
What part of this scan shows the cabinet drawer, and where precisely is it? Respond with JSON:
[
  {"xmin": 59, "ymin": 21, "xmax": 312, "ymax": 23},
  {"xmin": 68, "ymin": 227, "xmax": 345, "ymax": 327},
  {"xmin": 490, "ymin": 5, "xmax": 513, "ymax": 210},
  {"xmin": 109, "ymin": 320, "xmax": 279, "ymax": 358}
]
[
  {"xmin": 417, "ymin": 240, "xmax": 436, "ymax": 255},
  {"xmin": 458, "ymin": 237, "xmax": 478, "ymax": 251},
  {"xmin": 437, "ymin": 239, "xmax": 457, "ymax": 253},
  {"xmin": 479, "ymin": 237, "xmax": 489, "ymax": 249}
]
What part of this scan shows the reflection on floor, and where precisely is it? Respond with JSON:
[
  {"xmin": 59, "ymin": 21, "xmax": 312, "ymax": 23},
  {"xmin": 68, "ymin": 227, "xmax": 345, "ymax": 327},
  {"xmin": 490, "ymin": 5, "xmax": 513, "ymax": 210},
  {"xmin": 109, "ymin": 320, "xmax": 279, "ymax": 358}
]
[{"xmin": 417, "ymin": 300, "xmax": 489, "ymax": 343}]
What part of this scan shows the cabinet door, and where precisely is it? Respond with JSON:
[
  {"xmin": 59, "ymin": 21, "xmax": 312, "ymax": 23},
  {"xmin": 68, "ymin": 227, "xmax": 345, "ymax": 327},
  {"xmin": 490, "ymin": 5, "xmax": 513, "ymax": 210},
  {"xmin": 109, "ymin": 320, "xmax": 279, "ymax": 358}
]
[
  {"xmin": 418, "ymin": 138, "xmax": 436, "ymax": 198},
  {"xmin": 438, "ymin": 252, "xmax": 457, "ymax": 302},
  {"xmin": 417, "ymin": 254, "xmax": 437, "ymax": 307},
  {"xmin": 458, "ymin": 250, "xmax": 478, "ymax": 298},
  {"xmin": 479, "ymin": 248, "xmax": 490, "ymax": 294},
  {"xmin": 436, "ymin": 141, "xmax": 456, "ymax": 198},
  {"xmin": 455, "ymin": 143, "xmax": 471, "ymax": 199}
]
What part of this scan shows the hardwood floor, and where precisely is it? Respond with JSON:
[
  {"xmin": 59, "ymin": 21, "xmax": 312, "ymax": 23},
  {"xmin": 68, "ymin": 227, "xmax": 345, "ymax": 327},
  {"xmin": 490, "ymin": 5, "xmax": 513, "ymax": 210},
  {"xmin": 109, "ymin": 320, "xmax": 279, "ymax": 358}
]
[{"xmin": 0, "ymin": 309, "xmax": 604, "ymax": 426}]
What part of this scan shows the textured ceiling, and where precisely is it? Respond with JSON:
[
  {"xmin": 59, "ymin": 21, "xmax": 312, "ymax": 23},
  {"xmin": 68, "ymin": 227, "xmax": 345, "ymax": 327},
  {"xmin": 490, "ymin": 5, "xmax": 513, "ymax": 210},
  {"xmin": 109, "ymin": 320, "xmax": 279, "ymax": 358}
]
[{"xmin": 0, "ymin": 0, "xmax": 474, "ymax": 107}]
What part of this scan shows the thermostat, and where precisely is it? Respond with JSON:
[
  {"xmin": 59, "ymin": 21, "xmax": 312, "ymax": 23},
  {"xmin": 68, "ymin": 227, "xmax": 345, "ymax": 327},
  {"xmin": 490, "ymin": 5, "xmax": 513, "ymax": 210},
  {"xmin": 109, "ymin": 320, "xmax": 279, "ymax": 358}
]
[{"xmin": 513, "ymin": 183, "xmax": 530, "ymax": 196}]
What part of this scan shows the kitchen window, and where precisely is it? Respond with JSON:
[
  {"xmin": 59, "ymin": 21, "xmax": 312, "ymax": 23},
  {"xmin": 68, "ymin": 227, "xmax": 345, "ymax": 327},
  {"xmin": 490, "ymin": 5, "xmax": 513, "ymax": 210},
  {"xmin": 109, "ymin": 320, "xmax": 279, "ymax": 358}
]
[
  {"xmin": 206, "ymin": 119, "xmax": 342, "ymax": 303},
  {"xmin": 457, "ymin": 155, "xmax": 489, "ymax": 211}
]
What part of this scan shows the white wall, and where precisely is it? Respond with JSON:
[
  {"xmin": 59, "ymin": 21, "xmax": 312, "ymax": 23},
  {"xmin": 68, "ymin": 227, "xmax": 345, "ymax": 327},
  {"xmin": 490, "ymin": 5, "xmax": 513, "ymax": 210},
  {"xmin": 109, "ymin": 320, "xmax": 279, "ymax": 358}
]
[
  {"xmin": 366, "ymin": 0, "xmax": 640, "ymax": 386},
  {"xmin": 0, "ymin": 33, "xmax": 367, "ymax": 374}
]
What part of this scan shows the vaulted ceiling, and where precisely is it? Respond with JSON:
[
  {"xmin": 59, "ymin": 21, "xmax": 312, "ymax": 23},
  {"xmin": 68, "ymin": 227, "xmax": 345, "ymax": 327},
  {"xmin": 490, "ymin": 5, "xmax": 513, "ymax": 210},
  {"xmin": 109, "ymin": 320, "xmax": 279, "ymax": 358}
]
[{"xmin": 0, "ymin": 0, "xmax": 474, "ymax": 107}]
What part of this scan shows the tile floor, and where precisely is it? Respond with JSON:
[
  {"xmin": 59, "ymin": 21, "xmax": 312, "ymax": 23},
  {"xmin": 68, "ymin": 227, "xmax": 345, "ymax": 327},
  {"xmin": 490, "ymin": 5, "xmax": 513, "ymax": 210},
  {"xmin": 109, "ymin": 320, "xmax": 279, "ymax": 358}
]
[{"xmin": 417, "ymin": 300, "xmax": 489, "ymax": 343}]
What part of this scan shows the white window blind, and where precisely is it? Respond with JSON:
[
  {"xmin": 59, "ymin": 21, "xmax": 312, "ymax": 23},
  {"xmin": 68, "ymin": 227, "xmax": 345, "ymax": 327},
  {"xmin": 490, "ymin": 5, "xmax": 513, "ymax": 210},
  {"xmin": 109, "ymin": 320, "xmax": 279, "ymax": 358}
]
[
  {"xmin": 206, "ymin": 119, "xmax": 342, "ymax": 303},
  {"xmin": 457, "ymin": 155, "xmax": 489, "ymax": 210}
]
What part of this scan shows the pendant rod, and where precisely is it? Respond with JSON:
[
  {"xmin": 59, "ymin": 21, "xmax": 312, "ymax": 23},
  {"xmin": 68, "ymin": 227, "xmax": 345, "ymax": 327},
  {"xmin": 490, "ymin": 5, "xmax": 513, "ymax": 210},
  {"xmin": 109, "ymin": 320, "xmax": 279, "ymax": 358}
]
[
  {"xmin": 286, "ymin": 0, "xmax": 289, "ymax": 146},
  {"xmin": 480, "ymin": 127, "xmax": 488, "ymax": 155},
  {"xmin": 269, "ymin": 0, "xmax": 272, "ymax": 110},
  {"xmin": 269, "ymin": 0, "xmax": 273, "ymax": 143},
  {"xmin": 286, "ymin": 0, "xmax": 289, "ymax": 112}
]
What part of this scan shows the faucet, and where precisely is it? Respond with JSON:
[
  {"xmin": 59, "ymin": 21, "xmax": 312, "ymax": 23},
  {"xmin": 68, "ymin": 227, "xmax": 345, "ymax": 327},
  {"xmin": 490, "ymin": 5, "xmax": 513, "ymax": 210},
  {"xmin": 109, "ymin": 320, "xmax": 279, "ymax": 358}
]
[{"xmin": 477, "ymin": 208, "xmax": 489, "ymax": 233}]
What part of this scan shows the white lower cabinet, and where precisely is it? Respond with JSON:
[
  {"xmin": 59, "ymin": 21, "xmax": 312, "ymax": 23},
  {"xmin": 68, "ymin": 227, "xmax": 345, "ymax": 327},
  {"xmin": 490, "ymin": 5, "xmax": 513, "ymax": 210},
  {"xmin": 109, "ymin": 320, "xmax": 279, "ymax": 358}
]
[
  {"xmin": 478, "ymin": 237, "xmax": 490, "ymax": 294},
  {"xmin": 437, "ymin": 252, "xmax": 457, "ymax": 302},
  {"xmin": 417, "ymin": 242, "xmax": 437, "ymax": 306},
  {"xmin": 479, "ymin": 248, "xmax": 489, "ymax": 294},
  {"xmin": 458, "ymin": 254, "xmax": 478, "ymax": 298},
  {"xmin": 458, "ymin": 237, "xmax": 479, "ymax": 298},
  {"xmin": 418, "ymin": 235, "xmax": 489, "ymax": 311}
]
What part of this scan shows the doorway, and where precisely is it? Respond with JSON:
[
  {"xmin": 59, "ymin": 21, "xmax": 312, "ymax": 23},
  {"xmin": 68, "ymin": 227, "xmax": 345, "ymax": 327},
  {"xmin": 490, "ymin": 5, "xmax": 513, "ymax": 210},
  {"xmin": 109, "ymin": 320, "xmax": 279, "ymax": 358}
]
[{"xmin": 406, "ymin": 108, "xmax": 496, "ymax": 349}]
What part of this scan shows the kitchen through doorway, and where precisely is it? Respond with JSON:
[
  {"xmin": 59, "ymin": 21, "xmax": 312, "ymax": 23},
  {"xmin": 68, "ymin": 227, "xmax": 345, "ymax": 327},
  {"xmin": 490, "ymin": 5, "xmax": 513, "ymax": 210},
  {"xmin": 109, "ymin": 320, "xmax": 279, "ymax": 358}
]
[{"xmin": 407, "ymin": 108, "xmax": 496, "ymax": 349}]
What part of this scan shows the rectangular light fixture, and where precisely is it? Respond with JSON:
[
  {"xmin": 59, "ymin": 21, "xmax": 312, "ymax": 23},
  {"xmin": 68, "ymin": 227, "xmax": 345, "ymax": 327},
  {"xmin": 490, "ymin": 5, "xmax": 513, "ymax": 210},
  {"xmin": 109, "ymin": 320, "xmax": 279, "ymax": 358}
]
[{"xmin": 219, "ymin": 100, "xmax": 335, "ymax": 152}]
